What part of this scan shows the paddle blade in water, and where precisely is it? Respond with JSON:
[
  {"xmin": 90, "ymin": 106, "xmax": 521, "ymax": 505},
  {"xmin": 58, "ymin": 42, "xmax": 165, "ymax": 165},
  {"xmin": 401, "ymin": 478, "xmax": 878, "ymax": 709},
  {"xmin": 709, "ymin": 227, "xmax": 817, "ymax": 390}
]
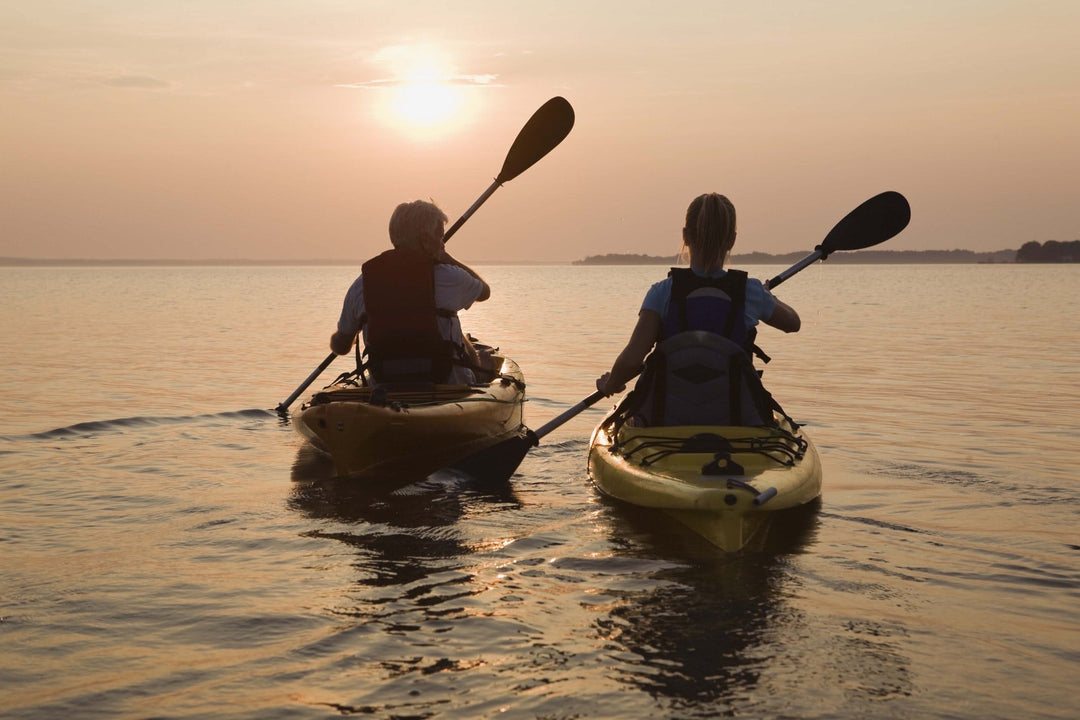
[
  {"xmin": 820, "ymin": 191, "xmax": 911, "ymax": 254},
  {"xmin": 449, "ymin": 390, "xmax": 605, "ymax": 484},
  {"xmin": 496, "ymin": 97, "xmax": 575, "ymax": 184},
  {"xmin": 448, "ymin": 430, "xmax": 537, "ymax": 485}
]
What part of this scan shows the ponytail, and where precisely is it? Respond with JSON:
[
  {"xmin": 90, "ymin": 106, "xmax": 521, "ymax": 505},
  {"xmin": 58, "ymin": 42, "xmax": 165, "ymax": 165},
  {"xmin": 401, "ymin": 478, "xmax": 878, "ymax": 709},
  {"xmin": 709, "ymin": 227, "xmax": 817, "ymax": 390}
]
[{"xmin": 684, "ymin": 193, "xmax": 736, "ymax": 271}]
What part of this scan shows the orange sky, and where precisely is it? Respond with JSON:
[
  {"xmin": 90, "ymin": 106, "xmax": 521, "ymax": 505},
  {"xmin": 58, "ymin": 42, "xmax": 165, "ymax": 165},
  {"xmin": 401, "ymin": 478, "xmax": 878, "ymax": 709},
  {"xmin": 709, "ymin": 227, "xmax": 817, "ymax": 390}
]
[{"xmin": 1, "ymin": 1, "xmax": 1077, "ymax": 262}]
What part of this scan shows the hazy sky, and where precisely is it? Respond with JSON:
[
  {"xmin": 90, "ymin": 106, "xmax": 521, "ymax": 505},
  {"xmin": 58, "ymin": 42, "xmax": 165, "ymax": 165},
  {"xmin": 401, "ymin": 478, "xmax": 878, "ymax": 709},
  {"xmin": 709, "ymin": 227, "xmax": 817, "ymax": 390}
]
[{"xmin": 2, "ymin": 1, "xmax": 1077, "ymax": 262}]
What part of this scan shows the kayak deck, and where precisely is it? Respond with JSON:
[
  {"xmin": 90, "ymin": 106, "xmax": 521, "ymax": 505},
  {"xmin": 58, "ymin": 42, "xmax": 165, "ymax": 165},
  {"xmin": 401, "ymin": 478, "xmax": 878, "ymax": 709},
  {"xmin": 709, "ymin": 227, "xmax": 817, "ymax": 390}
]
[
  {"xmin": 588, "ymin": 413, "xmax": 821, "ymax": 551},
  {"xmin": 293, "ymin": 354, "xmax": 526, "ymax": 481}
]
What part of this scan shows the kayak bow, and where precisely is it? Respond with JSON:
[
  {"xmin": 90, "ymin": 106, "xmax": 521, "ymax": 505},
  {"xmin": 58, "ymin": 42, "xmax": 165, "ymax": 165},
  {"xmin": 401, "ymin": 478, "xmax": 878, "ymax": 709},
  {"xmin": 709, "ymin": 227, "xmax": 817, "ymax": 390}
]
[{"xmin": 588, "ymin": 410, "xmax": 821, "ymax": 551}]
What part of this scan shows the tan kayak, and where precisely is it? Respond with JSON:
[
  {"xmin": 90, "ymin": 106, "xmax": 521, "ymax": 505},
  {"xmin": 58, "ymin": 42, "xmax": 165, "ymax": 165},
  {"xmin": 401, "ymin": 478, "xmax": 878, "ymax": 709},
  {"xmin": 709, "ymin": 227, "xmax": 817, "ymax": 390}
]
[
  {"xmin": 588, "ymin": 411, "xmax": 821, "ymax": 551},
  {"xmin": 293, "ymin": 351, "xmax": 526, "ymax": 481}
]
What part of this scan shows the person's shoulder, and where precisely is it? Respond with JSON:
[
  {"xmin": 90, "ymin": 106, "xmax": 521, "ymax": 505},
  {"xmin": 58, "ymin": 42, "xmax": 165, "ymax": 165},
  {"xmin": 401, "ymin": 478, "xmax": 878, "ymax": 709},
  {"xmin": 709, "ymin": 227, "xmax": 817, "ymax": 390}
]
[
  {"xmin": 644, "ymin": 275, "xmax": 671, "ymax": 298},
  {"xmin": 648, "ymin": 275, "xmax": 673, "ymax": 292},
  {"xmin": 641, "ymin": 276, "xmax": 672, "ymax": 312},
  {"xmin": 345, "ymin": 273, "xmax": 365, "ymax": 294},
  {"xmin": 439, "ymin": 263, "xmax": 486, "ymax": 292},
  {"xmin": 433, "ymin": 263, "xmax": 470, "ymax": 281}
]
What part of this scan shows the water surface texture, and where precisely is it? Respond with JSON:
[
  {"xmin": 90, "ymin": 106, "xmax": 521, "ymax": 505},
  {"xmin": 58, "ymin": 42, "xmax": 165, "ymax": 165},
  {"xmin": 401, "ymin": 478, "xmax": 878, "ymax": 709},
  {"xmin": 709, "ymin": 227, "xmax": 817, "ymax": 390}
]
[{"xmin": 2, "ymin": 264, "xmax": 1077, "ymax": 719}]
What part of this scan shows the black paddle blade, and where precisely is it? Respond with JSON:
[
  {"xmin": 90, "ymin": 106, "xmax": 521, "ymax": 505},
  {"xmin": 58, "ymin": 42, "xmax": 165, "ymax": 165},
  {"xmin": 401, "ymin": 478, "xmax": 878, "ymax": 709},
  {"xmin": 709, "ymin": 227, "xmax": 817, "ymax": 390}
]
[
  {"xmin": 820, "ymin": 191, "xmax": 911, "ymax": 255},
  {"xmin": 496, "ymin": 97, "xmax": 575, "ymax": 184},
  {"xmin": 448, "ymin": 430, "xmax": 538, "ymax": 485}
]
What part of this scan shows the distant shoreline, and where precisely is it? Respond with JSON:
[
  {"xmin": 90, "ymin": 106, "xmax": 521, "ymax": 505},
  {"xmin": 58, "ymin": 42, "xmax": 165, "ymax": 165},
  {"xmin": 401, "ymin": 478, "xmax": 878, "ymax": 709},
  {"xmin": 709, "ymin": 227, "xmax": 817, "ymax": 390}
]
[
  {"xmin": 0, "ymin": 258, "xmax": 554, "ymax": 267},
  {"xmin": 573, "ymin": 241, "xmax": 1077, "ymax": 265},
  {"xmin": 0, "ymin": 252, "xmax": 1016, "ymax": 267},
  {"xmin": 4, "ymin": 245, "xmax": 1078, "ymax": 266},
  {"xmin": 572, "ymin": 249, "xmax": 1021, "ymax": 265}
]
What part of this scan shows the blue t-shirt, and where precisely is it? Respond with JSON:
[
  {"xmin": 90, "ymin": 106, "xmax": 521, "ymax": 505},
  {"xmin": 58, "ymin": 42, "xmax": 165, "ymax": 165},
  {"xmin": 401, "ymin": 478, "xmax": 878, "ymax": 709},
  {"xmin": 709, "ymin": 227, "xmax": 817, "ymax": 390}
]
[{"xmin": 640, "ymin": 268, "xmax": 777, "ymax": 327}]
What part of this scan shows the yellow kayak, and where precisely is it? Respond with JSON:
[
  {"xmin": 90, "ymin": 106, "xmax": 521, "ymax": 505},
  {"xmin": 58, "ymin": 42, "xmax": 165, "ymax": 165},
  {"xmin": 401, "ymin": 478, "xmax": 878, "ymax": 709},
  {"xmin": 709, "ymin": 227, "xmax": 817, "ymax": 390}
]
[
  {"xmin": 588, "ymin": 411, "xmax": 821, "ymax": 551},
  {"xmin": 293, "ymin": 351, "xmax": 526, "ymax": 481}
]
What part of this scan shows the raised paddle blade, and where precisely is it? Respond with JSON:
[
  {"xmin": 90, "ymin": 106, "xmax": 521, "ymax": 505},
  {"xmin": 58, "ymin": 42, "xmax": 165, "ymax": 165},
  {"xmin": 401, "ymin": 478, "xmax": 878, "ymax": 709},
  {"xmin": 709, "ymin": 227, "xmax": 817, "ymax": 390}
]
[
  {"xmin": 819, "ymin": 190, "xmax": 911, "ymax": 255},
  {"xmin": 765, "ymin": 191, "xmax": 912, "ymax": 290},
  {"xmin": 496, "ymin": 97, "xmax": 575, "ymax": 184},
  {"xmin": 443, "ymin": 97, "xmax": 575, "ymax": 242}
]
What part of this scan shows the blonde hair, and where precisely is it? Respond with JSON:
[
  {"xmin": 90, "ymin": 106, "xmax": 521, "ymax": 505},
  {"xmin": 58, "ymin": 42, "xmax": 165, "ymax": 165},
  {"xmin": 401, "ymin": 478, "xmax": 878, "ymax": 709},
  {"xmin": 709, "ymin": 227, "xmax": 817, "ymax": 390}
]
[
  {"xmin": 683, "ymin": 193, "xmax": 736, "ymax": 272},
  {"xmin": 388, "ymin": 200, "xmax": 448, "ymax": 249}
]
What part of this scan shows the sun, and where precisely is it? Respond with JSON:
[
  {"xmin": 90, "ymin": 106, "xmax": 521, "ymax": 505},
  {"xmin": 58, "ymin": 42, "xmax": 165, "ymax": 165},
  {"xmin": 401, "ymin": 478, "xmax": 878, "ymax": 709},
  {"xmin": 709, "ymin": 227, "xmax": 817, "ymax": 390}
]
[
  {"xmin": 392, "ymin": 79, "xmax": 463, "ymax": 128},
  {"xmin": 370, "ymin": 44, "xmax": 473, "ymax": 138}
]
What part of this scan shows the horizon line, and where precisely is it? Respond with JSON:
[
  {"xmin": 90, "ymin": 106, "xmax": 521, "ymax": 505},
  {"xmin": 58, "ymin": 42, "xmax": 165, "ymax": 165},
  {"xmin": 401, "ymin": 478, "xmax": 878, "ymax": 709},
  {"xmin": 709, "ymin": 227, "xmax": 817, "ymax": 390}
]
[{"xmin": 0, "ymin": 248, "xmax": 1020, "ymax": 268}]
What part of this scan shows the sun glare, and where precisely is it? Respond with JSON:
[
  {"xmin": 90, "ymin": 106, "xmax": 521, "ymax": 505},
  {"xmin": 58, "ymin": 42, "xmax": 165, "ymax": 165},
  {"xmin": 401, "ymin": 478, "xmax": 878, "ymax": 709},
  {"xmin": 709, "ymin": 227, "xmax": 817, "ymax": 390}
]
[
  {"xmin": 370, "ymin": 44, "xmax": 473, "ymax": 138},
  {"xmin": 393, "ymin": 79, "xmax": 462, "ymax": 128}
]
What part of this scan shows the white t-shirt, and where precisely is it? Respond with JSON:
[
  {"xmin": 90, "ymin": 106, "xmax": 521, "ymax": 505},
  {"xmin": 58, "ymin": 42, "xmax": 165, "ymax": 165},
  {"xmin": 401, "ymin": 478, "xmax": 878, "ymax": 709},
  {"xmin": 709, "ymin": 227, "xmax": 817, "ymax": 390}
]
[{"xmin": 336, "ymin": 263, "xmax": 486, "ymax": 383}]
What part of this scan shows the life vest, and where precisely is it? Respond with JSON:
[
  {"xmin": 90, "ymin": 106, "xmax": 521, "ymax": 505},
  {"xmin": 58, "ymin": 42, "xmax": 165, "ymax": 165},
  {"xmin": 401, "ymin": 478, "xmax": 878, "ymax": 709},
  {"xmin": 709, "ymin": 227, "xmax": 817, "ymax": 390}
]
[
  {"xmin": 359, "ymin": 248, "xmax": 461, "ymax": 384},
  {"xmin": 622, "ymin": 268, "xmax": 779, "ymax": 427},
  {"xmin": 660, "ymin": 268, "xmax": 754, "ymax": 348}
]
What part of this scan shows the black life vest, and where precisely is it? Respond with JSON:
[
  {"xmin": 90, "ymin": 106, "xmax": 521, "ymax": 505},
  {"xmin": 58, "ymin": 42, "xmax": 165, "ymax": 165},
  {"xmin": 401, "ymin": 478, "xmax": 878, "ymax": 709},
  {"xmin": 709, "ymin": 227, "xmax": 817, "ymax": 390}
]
[
  {"xmin": 623, "ymin": 268, "xmax": 778, "ymax": 427},
  {"xmin": 660, "ymin": 268, "xmax": 754, "ymax": 349},
  {"xmin": 360, "ymin": 248, "xmax": 460, "ymax": 384}
]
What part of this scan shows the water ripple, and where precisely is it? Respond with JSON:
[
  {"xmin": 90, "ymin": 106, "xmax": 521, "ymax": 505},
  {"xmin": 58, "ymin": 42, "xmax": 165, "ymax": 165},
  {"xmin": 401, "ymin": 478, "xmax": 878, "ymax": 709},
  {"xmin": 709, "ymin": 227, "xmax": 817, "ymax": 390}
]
[{"xmin": 2, "ymin": 408, "xmax": 276, "ymax": 442}]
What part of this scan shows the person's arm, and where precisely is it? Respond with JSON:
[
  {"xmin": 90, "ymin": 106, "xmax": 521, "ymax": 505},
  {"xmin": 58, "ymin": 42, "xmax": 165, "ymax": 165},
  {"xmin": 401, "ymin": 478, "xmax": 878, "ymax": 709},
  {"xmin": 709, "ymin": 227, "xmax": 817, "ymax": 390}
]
[
  {"xmin": 763, "ymin": 297, "xmax": 801, "ymax": 333},
  {"xmin": 595, "ymin": 310, "xmax": 661, "ymax": 395},
  {"xmin": 438, "ymin": 250, "xmax": 490, "ymax": 302},
  {"xmin": 329, "ymin": 277, "xmax": 364, "ymax": 355}
]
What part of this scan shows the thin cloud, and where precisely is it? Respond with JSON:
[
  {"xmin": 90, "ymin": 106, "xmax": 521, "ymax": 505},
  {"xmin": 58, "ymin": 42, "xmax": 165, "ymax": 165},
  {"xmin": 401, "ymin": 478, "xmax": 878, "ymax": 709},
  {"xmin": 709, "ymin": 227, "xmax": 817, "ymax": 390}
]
[
  {"xmin": 103, "ymin": 75, "xmax": 171, "ymax": 89},
  {"xmin": 337, "ymin": 74, "xmax": 501, "ymax": 89}
]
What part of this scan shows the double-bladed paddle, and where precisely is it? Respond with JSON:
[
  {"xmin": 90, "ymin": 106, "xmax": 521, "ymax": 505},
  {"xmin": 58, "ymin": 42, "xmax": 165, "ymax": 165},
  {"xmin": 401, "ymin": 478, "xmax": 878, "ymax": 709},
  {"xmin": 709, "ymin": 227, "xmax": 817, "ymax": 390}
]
[
  {"xmin": 452, "ymin": 190, "xmax": 911, "ymax": 484},
  {"xmin": 276, "ymin": 97, "xmax": 576, "ymax": 414}
]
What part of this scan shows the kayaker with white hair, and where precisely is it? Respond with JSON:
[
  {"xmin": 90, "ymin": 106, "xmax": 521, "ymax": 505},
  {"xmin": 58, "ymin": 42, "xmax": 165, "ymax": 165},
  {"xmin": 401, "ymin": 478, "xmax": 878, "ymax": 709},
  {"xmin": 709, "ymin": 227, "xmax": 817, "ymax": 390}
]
[{"xmin": 330, "ymin": 199, "xmax": 491, "ymax": 385}]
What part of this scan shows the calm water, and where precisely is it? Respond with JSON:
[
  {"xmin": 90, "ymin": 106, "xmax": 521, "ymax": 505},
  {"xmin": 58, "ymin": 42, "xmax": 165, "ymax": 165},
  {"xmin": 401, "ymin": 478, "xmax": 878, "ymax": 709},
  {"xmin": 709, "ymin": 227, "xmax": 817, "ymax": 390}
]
[{"xmin": 1, "ymin": 264, "xmax": 1077, "ymax": 719}]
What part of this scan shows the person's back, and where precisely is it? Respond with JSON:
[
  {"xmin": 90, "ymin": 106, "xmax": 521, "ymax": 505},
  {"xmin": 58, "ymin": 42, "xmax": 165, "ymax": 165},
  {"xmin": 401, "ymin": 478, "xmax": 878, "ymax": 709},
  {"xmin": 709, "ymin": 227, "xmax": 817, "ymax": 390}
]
[
  {"xmin": 595, "ymin": 193, "xmax": 800, "ymax": 426},
  {"xmin": 626, "ymin": 267, "xmax": 776, "ymax": 427},
  {"xmin": 360, "ymin": 246, "xmax": 456, "ymax": 385}
]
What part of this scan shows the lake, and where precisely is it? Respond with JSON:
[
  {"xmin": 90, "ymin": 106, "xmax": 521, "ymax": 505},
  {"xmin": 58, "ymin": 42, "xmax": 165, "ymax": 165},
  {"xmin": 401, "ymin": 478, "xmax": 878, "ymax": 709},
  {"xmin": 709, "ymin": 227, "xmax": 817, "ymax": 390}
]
[{"xmin": 1, "ymin": 263, "xmax": 1077, "ymax": 719}]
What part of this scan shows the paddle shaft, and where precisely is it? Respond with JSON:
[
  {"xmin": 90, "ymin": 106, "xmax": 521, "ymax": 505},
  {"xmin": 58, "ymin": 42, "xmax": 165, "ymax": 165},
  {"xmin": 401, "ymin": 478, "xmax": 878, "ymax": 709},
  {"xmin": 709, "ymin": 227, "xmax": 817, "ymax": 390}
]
[
  {"xmin": 533, "ymin": 390, "xmax": 606, "ymax": 441},
  {"xmin": 765, "ymin": 248, "xmax": 824, "ymax": 290},
  {"xmin": 276, "ymin": 352, "xmax": 337, "ymax": 413},
  {"xmin": 443, "ymin": 180, "xmax": 500, "ymax": 242}
]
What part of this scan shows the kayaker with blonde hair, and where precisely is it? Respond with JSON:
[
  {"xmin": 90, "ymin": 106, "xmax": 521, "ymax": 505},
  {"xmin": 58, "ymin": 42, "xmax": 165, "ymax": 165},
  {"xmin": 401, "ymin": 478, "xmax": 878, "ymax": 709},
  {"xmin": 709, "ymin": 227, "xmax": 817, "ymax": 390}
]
[
  {"xmin": 596, "ymin": 192, "xmax": 801, "ymax": 425},
  {"xmin": 330, "ymin": 199, "xmax": 491, "ymax": 385}
]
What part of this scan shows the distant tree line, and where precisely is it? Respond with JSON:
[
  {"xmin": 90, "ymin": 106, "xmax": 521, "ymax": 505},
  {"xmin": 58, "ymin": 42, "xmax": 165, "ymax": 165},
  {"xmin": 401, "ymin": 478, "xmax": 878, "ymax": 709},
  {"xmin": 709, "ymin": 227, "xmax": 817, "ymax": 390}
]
[
  {"xmin": 572, "ymin": 249, "xmax": 1020, "ymax": 265},
  {"xmin": 1016, "ymin": 240, "xmax": 1079, "ymax": 263},
  {"xmin": 571, "ymin": 253, "xmax": 681, "ymax": 265}
]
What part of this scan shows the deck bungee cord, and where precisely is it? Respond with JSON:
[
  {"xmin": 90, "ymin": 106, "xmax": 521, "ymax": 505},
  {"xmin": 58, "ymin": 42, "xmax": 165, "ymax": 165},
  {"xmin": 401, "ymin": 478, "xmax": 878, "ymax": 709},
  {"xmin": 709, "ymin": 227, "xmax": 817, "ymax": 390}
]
[{"xmin": 611, "ymin": 427, "xmax": 808, "ymax": 471}]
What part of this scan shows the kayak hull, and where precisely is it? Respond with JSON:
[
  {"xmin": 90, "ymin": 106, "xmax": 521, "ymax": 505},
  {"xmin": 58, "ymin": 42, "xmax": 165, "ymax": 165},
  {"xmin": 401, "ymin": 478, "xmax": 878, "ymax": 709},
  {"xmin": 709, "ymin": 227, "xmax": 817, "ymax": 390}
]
[
  {"xmin": 293, "ymin": 354, "xmax": 526, "ymax": 481},
  {"xmin": 588, "ymin": 412, "xmax": 821, "ymax": 552}
]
